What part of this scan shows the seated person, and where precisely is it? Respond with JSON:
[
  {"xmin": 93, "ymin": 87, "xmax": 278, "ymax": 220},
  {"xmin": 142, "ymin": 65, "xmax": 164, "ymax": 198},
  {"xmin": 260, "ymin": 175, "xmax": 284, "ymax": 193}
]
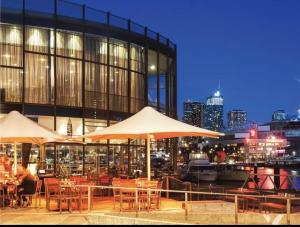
[{"xmin": 16, "ymin": 166, "xmax": 36, "ymax": 206}]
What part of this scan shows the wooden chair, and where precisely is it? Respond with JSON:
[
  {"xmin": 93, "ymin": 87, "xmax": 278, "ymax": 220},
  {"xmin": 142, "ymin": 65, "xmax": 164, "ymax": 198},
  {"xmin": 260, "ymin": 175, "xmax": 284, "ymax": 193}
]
[
  {"xmin": 77, "ymin": 181, "xmax": 95, "ymax": 210},
  {"xmin": 45, "ymin": 183, "xmax": 62, "ymax": 212},
  {"xmin": 112, "ymin": 180, "xmax": 121, "ymax": 210},
  {"xmin": 119, "ymin": 182, "xmax": 136, "ymax": 212},
  {"xmin": 150, "ymin": 181, "xmax": 162, "ymax": 210}
]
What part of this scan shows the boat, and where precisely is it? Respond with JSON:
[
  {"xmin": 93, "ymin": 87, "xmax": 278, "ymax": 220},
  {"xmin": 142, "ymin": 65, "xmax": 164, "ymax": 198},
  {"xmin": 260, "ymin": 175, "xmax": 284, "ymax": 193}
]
[
  {"xmin": 179, "ymin": 159, "xmax": 218, "ymax": 182},
  {"xmin": 216, "ymin": 164, "xmax": 250, "ymax": 182}
]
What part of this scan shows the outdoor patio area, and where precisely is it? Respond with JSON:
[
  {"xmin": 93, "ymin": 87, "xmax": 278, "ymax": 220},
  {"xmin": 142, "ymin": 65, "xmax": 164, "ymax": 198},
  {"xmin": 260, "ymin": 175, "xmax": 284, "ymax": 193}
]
[{"xmin": 2, "ymin": 195, "xmax": 300, "ymax": 225}]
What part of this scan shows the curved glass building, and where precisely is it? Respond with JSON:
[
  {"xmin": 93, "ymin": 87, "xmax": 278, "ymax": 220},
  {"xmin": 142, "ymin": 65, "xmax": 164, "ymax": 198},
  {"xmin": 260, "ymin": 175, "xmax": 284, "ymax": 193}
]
[{"xmin": 0, "ymin": 0, "xmax": 177, "ymax": 177}]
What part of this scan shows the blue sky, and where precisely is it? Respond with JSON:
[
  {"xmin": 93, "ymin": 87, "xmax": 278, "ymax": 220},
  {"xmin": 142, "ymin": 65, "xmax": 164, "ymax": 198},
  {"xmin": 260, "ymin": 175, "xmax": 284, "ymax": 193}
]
[{"xmin": 73, "ymin": 0, "xmax": 300, "ymax": 123}]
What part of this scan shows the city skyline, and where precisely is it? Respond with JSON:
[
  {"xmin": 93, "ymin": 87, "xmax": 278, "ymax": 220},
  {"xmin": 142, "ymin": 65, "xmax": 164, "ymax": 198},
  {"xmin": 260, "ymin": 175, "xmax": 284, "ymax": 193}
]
[{"xmin": 72, "ymin": 0, "xmax": 300, "ymax": 124}]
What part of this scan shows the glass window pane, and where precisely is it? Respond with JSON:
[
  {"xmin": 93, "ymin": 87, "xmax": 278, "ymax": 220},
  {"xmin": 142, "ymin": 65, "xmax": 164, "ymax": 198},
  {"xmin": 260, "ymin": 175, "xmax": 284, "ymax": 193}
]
[
  {"xmin": 148, "ymin": 75, "xmax": 157, "ymax": 107},
  {"xmin": 109, "ymin": 145, "xmax": 128, "ymax": 177},
  {"xmin": 0, "ymin": 67, "xmax": 23, "ymax": 103},
  {"xmin": 159, "ymin": 53, "xmax": 167, "ymax": 74},
  {"xmin": 25, "ymin": 53, "xmax": 51, "ymax": 104},
  {"xmin": 109, "ymin": 38, "xmax": 128, "ymax": 69},
  {"xmin": 0, "ymin": 24, "xmax": 23, "ymax": 67},
  {"xmin": 57, "ymin": 145, "xmax": 83, "ymax": 177},
  {"xmin": 85, "ymin": 62, "xmax": 107, "ymax": 110},
  {"xmin": 148, "ymin": 49, "xmax": 157, "ymax": 73},
  {"xmin": 56, "ymin": 30, "xmax": 82, "ymax": 58},
  {"xmin": 56, "ymin": 57, "xmax": 82, "ymax": 107},
  {"xmin": 109, "ymin": 67, "xmax": 128, "ymax": 112},
  {"xmin": 85, "ymin": 34, "xmax": 107, "ymax": 64},
  {"xmin": 25, "ymin": 26, "xmax": 49, "ymax": 53},
  {"xmin": 84, "ymin": 145, "xmax": 108, "ymax": 179},
  {"xmin": 131, "ymin": 44, "xmax": 144, "ymax": 73},
  {"xmin": 130, "ymin": 72, "xmax": 144, "ymax": 113}
]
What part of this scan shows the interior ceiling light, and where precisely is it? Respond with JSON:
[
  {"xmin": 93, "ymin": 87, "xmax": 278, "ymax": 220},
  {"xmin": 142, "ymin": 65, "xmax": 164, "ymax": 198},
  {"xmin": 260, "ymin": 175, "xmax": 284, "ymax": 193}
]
[{"xmin": 150, "ymin": 65, "xmax": 156, "ymax": 70}]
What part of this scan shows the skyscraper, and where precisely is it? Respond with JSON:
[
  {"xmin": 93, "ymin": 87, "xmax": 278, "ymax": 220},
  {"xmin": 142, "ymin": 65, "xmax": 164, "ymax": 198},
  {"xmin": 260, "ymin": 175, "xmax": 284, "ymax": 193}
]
[
  {"xmin": 204, "ymin": 90, "xmax": 224, "ymax": 131},
  {"xmin": 228, "ymin": 110, "xmax": 247, "ymax": 129},
  {"xmin": 183, "ymin": 101, "xmax": 205, "ymax": 128}
]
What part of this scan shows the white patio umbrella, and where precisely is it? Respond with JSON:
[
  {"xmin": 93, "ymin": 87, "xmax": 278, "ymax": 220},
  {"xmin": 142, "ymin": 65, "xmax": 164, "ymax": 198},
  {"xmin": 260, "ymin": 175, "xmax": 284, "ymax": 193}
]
[
  {"xmin": 83, "ymin": 106, "xmax": 224, "ymax": 180},
  {"xmin": 0, "ymin": 111, "xmax": 67, "ymax": 174}
]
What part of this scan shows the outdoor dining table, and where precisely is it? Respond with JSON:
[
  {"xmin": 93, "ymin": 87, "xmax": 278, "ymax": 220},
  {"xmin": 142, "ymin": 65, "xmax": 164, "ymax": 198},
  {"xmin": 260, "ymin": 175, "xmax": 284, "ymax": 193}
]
[
  {"xmin": 0, "ymin": 179, "xmax": 20, "ymax": 208},
  {"xmin": 57, "ymin": 181, "xmax": 82, "ymax": 213},
  {"xmin": 119, "ymin": 182, "xmax": 158, "ymax": 212}
]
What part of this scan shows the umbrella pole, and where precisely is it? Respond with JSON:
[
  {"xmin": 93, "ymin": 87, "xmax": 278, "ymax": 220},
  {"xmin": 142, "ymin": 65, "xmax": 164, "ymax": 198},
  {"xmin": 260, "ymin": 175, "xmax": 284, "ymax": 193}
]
[
  {"xmin": 14, "ymin": 142, "xmax": 17, "ymax": 175},
  {"xmin": 147, "ymin": 134, "xmax": 151, "ymax": 181}
]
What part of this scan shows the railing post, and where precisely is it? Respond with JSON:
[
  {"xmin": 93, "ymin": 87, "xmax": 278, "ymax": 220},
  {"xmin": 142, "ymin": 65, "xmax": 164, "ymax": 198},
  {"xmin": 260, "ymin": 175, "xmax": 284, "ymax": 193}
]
[
  {"xmin": 185, "ymin": 192, "xmax": 188, "ymax": 221},
  {"xmin": 88, "ymin": 186, "xmax": 91, "ymax": 213},
  {"xmin": 166, "ymin": 176, "xmax": 169, "ymax": 199},
  {"xmin": 135, "ymin": 189, "xmax": 139, "ymax": 218},
  {"xmin": 235, "ymin": 195, "xmax": 238, "ymax": 225},
  {"xmin": 287, "ymin": 198, "xmax": 291, "ymax": 225}
]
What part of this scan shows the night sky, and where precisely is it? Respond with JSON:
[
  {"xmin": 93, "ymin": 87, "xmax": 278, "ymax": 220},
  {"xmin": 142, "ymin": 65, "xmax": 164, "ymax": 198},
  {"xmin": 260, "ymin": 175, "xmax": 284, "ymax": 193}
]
[{"xmin": 73, "ymin": 0, "xmax": 300, "ymax": 124}]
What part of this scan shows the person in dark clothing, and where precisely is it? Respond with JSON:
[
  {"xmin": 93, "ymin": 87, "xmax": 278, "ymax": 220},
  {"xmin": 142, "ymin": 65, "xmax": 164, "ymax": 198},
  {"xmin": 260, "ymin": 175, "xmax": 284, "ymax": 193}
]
[{"xmin": 16, "ymin": 167, "xmax": 36, "ymax": 207}]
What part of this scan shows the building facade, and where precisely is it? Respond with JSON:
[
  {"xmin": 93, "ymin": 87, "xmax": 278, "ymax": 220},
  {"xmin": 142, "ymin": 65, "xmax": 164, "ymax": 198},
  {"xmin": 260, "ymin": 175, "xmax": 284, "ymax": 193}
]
[
  {"xmin": 228, "ymin": 110, "xmax": 247, "ymax": 129},
  {"xmin": 204, "ymin": 90, "xmax": 224, "ymax": 131},
  {"xmin": 183, "ymin": 101, "xmax": 205, "ymax": 128},
  {"xmin": 272, "ymin": 110, "xmax": 288, "ymax": 122},
  {"xmin": 0, "ymin": 0, "xmax": 177, "ymax": 177}
]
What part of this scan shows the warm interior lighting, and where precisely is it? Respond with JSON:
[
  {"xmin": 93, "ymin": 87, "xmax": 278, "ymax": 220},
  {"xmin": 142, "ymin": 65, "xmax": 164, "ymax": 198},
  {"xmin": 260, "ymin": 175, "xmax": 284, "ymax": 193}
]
[
  {"xmin": 28, "ymin": 28, "xmax": 46, "ymax": 47},
  {"xmin": 68, "ymin": 34, "xmax": 82, "ymax": 51},
  {"xmin": 3, "ymin": 54, "xmax": 10, "ymax": 58},
  {"xmin": 150, "ymin": 65, "xmax": 156, "ymax": 70},
  {"xmin": 7, "ymin": 27, "xmax": 21, "ymax": 44}
]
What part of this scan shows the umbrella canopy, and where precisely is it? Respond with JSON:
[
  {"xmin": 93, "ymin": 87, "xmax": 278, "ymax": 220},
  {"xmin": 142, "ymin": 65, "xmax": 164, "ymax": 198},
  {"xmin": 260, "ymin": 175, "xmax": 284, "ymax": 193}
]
[
  {"xmin": 0, "ymin": 110, "xmax": 66, "ymax": 144},
  {"xmin": 83, "ymin": 106, "xmax": 224, "ymax": 180},
  {"xmin": 84, "ymin": 106, "xmax": 224, "ymax": 141}
]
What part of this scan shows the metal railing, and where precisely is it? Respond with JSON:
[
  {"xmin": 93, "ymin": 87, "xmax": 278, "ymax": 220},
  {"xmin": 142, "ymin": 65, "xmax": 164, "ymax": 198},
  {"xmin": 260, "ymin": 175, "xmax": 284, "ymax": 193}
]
[
  {"xmin": 65, "ymin": 183, "xmax": 300, "ymax": 225},
  {"xmin": 1, "ymin": 0, "xmax": 176, "ymax": 51},
  {"xmin": 241, "ymin": 174, "xmax": 300, "ymax": 192}
]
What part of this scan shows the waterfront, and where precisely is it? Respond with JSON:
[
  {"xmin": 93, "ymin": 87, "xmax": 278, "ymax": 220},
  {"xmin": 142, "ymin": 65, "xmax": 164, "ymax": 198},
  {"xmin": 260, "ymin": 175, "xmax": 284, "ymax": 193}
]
[{"xmin": 189, "ymin": 167, "xmax": 300, "ymax": 191}]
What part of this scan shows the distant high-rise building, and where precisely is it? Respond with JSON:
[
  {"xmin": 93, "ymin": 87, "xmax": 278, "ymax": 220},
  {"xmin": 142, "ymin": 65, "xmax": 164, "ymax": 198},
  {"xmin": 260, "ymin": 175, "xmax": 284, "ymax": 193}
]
[
  {"xmin": 228, "ymin": 110, "xmax": 247, "ymax": 129},
  {"xmin": 272, "ymin": 110, "xmax": 287, "ymax": 122},
  {"xmin": 204, "ymin": 90, "xmax": 224, "ymax": 131},
  {"xmin": 183, "ymin": 101, "xmax": 205, "ymax": 128}
]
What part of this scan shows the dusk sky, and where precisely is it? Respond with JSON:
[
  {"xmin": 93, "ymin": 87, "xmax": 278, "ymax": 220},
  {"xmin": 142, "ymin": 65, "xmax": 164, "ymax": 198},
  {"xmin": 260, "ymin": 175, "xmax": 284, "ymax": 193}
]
[{"xmin": 74, "ymin": 0, "xmax": 300, "ymax": 124}]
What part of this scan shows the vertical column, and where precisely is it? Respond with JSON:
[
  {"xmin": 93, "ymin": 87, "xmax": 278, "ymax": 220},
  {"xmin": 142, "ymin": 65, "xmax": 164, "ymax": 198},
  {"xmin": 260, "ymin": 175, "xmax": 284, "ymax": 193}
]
[
  {"xmin": 274, "ymin": 163, "xmax": 280, "ymax": 190},
  {"xmin": 82, "ymin": 4, "xmax": 86, "ymax": 176},
  {"xmin": 106, "ymin": 12, "xmax": 110, "ymax": 115},
  {"xmin": 166, "ymin": 39, "xmax": 170, "ymax": 116},
  {"xmin": 53, "ymin": 0, "xmax": 58, "ymax": 175},
  {"xmin": 127, "ymin": 19, "xmax": 131, "ymax": 175},
  {"xmin": 22, "ymin": 0, "xmax": 25, "ymax": 114},
  {"xmin": 172, "ymin": 45, "xmax": 178, "ymax": 172},
  {"xmin": 54, "ymin": 0, "xmax": 57, "ymax": 131},
  {"xmin": 106, "ymin": 12, "xmax": 111, "ymax": 174},
  {"xmin": 127, "ymin": 19, "xmax": 131, "ymax": 114},
  {"xmin": 156, "ymin": 33, "xmax": 160, "ymax": 111},
  {"xmin": 144, "ymin": 27, "xmax": 148, "ymax": 107},
  {"xmin": 166, "ymin": 39, "xmax": 170, "ymax": 163},
  {"xmin": 144, "ymin": 27, "xmax": 148, "ymax": 172},
  {"xmin": 174, "ymin": 44, "xmax": 178, "ymax": 119}
]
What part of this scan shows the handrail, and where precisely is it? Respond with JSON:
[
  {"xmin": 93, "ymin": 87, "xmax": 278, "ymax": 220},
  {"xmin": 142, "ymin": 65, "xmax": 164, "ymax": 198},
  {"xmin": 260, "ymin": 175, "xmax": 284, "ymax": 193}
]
[
  {"xmin": 0, "ymin": 0, "xmax": 176, "ymax": 50},
  {"xmin": 73, "ymin": 184, "xmax": 300, "ymax": 200},
  {"xmin": 46, "ymin": 182, "xmax": 300, "ymax": 224}
]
